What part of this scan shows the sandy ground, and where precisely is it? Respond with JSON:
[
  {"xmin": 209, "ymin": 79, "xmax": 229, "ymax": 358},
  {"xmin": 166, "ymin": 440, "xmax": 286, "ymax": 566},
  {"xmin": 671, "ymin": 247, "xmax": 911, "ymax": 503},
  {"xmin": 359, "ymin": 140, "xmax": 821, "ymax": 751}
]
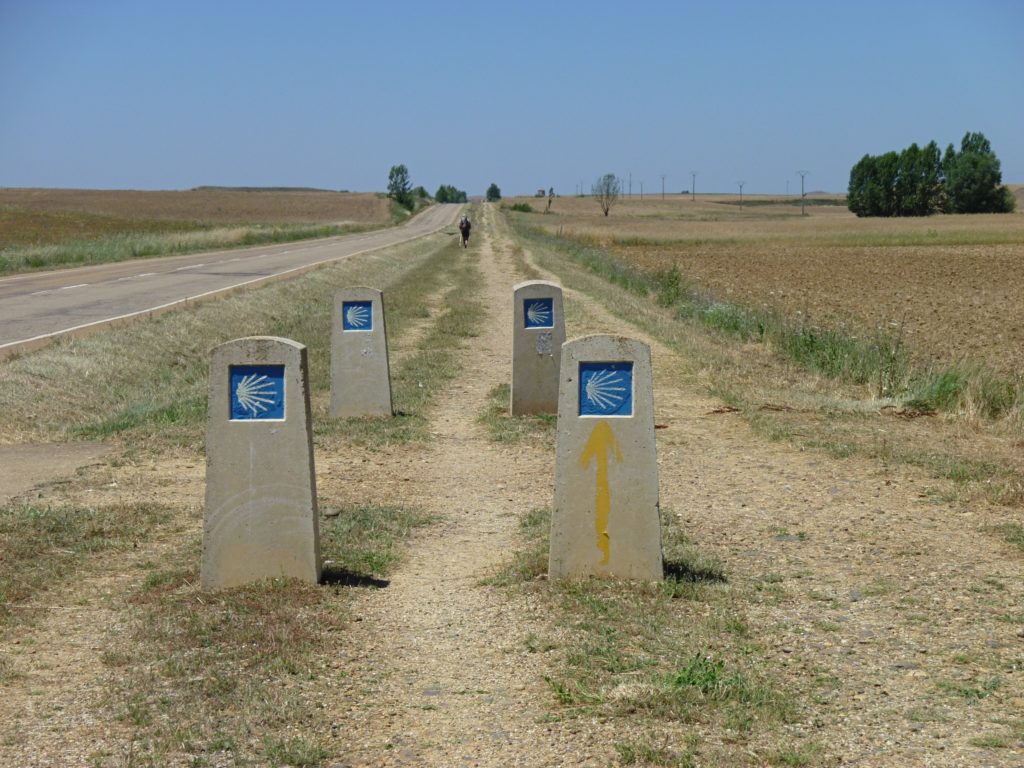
[
  {"xmin": 0, "ymin": 443, "xmax": 110, "ymax": 505},
  {"xmin": 1, "ymin": 204, "xmax": 1022, "ymax": 766}
]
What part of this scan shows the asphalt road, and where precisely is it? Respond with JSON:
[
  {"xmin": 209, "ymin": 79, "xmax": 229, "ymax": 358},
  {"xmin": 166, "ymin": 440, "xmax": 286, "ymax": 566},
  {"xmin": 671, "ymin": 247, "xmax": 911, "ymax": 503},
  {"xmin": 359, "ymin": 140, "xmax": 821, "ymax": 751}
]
[{"xmin": 0, "ymin": 203, "xmax": 461, "ymax": 357}]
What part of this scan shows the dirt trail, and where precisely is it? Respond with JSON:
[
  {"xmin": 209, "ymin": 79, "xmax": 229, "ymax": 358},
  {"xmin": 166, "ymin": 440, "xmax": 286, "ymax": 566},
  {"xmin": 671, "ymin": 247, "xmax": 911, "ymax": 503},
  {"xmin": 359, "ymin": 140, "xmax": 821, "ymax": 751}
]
[{"xmin": 330, "ymin": 206, "xmax": 606, "ymax": 766}]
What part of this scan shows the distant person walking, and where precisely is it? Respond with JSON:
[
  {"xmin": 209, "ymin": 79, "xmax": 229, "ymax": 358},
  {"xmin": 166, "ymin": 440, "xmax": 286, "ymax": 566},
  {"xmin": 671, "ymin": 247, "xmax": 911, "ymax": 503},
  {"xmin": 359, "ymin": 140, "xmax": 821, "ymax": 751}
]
[{"xmin": 458, "ymin": 215, "xmax": 471, "ymax": 248}]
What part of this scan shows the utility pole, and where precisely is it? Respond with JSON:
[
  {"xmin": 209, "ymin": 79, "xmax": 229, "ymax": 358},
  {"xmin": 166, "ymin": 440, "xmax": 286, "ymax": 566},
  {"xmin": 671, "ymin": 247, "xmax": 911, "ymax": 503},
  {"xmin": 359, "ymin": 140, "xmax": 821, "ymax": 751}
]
[
  {"xmin": 639, "ymin": 181, "xmax": 644, "ymax": 200},
  {"xmin": 737, "ymin": 181, "xmax": 745, "ymax": 209},
  {"xmin": 690, "ymin": 171, "xmax": 696, "ymax": 202},
  {"xmin": 797, "ymin": 170, "xmax": 809, "ymax": 216},
  {"xmin": 660, "ymin": 174, "xmax": 666, "ymax": 200},
  {"xmin": 629, "ymin": 172, "xmax": 632, "ymax": 198}
]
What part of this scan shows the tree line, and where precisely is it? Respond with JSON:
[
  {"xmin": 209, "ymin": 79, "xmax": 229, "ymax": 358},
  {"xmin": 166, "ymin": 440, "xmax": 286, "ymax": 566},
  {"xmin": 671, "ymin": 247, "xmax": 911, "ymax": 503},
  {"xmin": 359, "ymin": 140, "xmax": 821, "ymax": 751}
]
[
  {"xmin": 386, "ymin": 164, "xmax": 499, "ymax": 208},
  {"xmin": 847, "ymin": 131, "xmax": 1015, "ymax": 217},
  {"xmin": 434, "ymin": 184, "xmax": 467, "ymax": 203}
]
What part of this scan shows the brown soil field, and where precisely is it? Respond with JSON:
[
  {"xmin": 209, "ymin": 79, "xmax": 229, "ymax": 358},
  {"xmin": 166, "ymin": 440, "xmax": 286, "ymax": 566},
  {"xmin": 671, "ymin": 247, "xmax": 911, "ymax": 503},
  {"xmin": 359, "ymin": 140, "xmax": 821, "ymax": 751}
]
[
  {"xmin": 518, "ymin": 194, "xmax": 1024, "ymax": 375},
  {"xmin": 0, "ymin": 187, "xmax": 392, "ymax": 225}
]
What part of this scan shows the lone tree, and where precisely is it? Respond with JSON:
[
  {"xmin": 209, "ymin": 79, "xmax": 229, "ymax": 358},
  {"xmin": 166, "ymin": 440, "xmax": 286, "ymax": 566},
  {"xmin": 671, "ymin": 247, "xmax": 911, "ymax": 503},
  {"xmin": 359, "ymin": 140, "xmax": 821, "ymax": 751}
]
[
  {"xmin": 592, "ymin": 173, "xmax": 621, "ymax": 217},
  {"xmin": 485, "ymin": 183, "xmax": 501, "ymax": 202},
  {"xmin": 387, "ymin": 164, "xmax": 414, "ymax": 210}
]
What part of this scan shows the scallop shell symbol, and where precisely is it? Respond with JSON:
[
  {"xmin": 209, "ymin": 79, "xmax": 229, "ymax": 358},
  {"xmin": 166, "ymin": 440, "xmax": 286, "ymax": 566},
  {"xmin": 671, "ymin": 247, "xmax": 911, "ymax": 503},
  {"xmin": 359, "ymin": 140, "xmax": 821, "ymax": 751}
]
[
  {"xmin": 345, "ymin": 304, "xmax": 370, "ymax": 329},
  {"xmin": 526, "ymin": 301, "xmax": 551, "ymax": 326},
  {"xmin": 235, "ymin": 374, "xmax": 278, "ymax": 417},
  {"xmin": 584, "ymin": 369, "xmax": 628, "ymax": 412}
]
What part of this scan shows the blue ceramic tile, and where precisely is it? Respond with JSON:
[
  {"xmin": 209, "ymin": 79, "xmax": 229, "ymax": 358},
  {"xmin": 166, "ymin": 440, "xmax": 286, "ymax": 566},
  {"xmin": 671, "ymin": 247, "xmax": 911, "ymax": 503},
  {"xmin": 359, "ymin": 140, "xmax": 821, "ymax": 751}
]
[
  {"xmin": 523, "ymin": 298, "xmax": 554, "ymax": 329},
  {"xmin": 342, "ymin": 300, "xmax": 373, "ymax": 331},
  {"xmin": 579, "ymin": 361, "xmax": 633, "ymax": 416},
  {"xmin": 230, "ymin": 365, "xmax": 285, "ymax": 420}
]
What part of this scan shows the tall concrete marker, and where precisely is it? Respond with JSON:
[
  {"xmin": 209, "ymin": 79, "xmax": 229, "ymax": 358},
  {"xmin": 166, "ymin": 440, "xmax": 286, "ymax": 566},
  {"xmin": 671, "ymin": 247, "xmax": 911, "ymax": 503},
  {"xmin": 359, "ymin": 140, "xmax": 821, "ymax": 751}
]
[
  {"xmin": 550, "ymin": 334, "xmax": 662, "ymax": 580},
  {"xmin": 201, "ymin": 336, "xmax": 322, "ymax": 589},
  {"xmin": 330, "ymin": 287, "xmax": 393, "ymax": 418},
  {"xmin": 511, "ymin": 280, "xmax": 565, "ymax": 415}
]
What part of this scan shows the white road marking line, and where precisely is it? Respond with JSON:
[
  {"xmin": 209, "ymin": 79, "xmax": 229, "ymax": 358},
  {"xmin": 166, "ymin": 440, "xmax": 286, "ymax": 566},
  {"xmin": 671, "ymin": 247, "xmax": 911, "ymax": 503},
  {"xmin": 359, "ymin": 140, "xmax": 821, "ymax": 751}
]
[
  {"xmin": 137, "ymin": 273, "xmax": 156, "ymax": 278},
  {"xmin": 59, "ymin": 283, "xmax": 90, "ymax": 290},
  {"xmin": 174, "ymin": 263, "xmax": 206, "ymax": 271},
  {"xmin": 29, "ymin": 290, "xmax": 53, "ymax": 296},
  {"xmin": 2, "ymin": 209, "xmax": 460, "ymax": 356}
]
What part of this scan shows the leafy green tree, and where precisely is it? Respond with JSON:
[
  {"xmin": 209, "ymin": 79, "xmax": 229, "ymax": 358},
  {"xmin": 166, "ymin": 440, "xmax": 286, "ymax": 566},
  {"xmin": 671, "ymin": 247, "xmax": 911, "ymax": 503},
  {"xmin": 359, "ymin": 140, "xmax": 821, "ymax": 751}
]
[
  {"xmin": 893, "ymin": 142, "xmax": 943, "ymax": 216},
  {"xmin": 943, "ymin": 132, "xmax": 1015, "ymax": 213},
  {"xmin": 485, "ymin": 183, "xmax": 501, "ymax": 202},
  {"xmin": 592, "ymin": 173, "xmax": 621, "ymax": 217},
  {"xmin": 387, "ymin": 164, "xmax": 414, "ymax": 210},
  {"xmin": 849, "ymin": 152, "xmax": 900, "ymax": 217},
  {"xmin": 917, "ymin": 141, "xmax": 945, "ymax": 214},
  {"xmin": 413, "ymin": 185, "xmax": 429, "ymax": 199},
  {"xmin": 850, "ymin": 132, "xmax": 1013, "ymax": 217},
  {"xmin": 435, "ymin": 184, "xmax": 467, "ymax": 203},
  {"xmin": 847, "ymin": 154, "xmax": 874, "ymax": 216}
]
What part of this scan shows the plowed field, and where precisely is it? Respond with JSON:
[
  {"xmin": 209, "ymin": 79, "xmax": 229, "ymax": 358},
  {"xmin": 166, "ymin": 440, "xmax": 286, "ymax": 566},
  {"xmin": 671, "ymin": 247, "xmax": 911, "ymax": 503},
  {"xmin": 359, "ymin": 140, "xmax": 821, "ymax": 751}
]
[
  {"xmin": 0, "ymin": 187, "xmax": 392, "ymax": 225},
  {"xmin": 524, "ymin": 194, "xmax": 1024, "ymax": 375}
]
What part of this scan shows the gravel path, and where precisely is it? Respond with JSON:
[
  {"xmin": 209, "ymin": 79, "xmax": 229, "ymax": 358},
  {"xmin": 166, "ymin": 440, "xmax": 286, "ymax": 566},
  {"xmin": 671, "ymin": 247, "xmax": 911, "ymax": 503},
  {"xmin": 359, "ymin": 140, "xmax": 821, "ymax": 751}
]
[{"xmin": 330, "ymin": 206, "xmax": 609, "ymax": 766}]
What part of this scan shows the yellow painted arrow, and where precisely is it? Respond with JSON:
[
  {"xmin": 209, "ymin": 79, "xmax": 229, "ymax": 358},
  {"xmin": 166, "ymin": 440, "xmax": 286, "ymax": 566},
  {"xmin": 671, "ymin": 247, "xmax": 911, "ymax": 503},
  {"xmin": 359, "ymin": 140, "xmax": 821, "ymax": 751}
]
[{"xmin": 579, "ymin": 419, "xmax": 623, "ymax": 565}]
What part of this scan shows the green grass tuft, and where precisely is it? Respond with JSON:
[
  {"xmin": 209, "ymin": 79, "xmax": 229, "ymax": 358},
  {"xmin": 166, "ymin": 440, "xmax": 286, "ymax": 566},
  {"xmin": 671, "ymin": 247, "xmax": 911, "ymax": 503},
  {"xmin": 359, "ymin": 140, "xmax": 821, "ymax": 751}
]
[
  {"xmin": 320, "ymin": 504, "xmax": 435, "ymax": 577},
  {"xmin": 478, "ymin": 383, "xmax": 557, "ymax": 445},
  {"xmin": 988, "ymin": 522, "xmax": 1024, "ymax": 552}
]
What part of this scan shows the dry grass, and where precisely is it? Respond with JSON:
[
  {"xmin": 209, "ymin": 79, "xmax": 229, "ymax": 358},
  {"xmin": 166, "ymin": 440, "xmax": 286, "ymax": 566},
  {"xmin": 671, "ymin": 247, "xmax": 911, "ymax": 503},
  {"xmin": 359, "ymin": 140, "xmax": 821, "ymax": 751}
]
[
  {"xmin": 0, "ymin": 208, "xmax": 206, "ymax": 248},
  {"xmin": 0, "ymin": 187, "xmax": 392, "ymax": 226},
  {"xmin": 0, "ymin": 188, "xmax": 397, "ymax": 274}
]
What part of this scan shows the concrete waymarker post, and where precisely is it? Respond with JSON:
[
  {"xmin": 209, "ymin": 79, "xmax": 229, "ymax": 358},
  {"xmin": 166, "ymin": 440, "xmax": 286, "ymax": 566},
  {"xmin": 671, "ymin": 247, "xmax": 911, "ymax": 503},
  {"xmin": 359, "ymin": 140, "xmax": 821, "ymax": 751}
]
[
  {"xmin": 201, "ymin": 336, "xmax": 322, "ymax": 589},
  {"xmin": 330, "ymin": 287, "xmax": 393, "ymax": 418},
  {"xmin": 550, "ymin": 334, "xmax": 662, "ymax": 580},
  {"xmin": 511, "ymin": 280, "xmax": 565, "ymax": 415}
]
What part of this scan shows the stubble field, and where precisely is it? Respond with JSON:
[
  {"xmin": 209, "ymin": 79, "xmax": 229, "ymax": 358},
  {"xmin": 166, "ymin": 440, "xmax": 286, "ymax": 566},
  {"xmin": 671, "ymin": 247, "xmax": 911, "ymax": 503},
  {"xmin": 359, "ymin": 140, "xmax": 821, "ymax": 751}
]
[
  {"xmin": 0, "ymin": 187, "xmax": 392, "ymax": 230},
  {"xmin": 0, "ymin": 187, "xmax": 398, "ymax": 274},
  {"xmin": 516, "ymin": 192, "xmax": 1024, "ymax": 376}
]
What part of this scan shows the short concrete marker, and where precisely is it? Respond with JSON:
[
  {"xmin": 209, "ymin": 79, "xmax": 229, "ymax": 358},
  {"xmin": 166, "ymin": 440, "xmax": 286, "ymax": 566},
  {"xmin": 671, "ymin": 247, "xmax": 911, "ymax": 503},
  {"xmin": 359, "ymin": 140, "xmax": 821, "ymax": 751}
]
[
  {"xmin": 511, "ymin": 280, "xmax": 565, "ymax": 415},
  {"xmin": 201, "ymin": 336, "xmax": 322, "ymax": 589},
  {"xmin": 330, "ymin": 287, "xmax": 393, "ymax": 418},
  {"xmin": 550, "ymin": 334, "xmax": 662, "ymax": 580}
]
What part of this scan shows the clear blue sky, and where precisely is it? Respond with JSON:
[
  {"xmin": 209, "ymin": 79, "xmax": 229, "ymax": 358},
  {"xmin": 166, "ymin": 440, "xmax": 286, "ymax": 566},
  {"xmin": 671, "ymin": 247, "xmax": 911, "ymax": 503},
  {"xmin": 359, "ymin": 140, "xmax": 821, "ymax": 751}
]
[{"xmin": 2, "ymin": 0, "xmax": 1021, "ymax": 196}]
